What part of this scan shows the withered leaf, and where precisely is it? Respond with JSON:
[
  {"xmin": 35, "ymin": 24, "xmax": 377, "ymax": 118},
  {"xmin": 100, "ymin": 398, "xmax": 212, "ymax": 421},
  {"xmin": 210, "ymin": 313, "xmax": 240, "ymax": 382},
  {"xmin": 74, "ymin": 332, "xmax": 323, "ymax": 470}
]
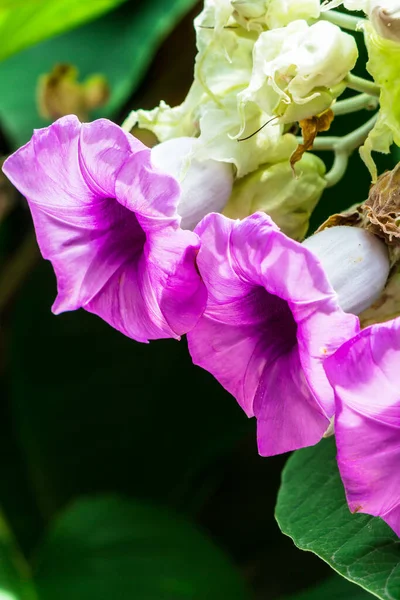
[
  {"xmin": 316, "ymin": 203, "xmax": 363, "ymax": 232},
  {"xmin": 317, "ymin": 162, "xmax": 400, "ymax": 266},
  {"xmin": 360, "ymin": 264, "xmax": 400, "ymax": 327},
  {"xmin": 290, "ymin": 109, "xmax": 334, "ymax": 168},
  {"xmin": 361, "ymin": 162, "xmax": 400, "ymax": 245}
]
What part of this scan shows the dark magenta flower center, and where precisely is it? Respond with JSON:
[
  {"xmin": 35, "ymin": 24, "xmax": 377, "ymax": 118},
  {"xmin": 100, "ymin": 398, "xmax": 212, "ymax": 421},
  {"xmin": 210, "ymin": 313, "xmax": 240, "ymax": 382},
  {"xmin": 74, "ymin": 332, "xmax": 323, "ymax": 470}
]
[{"xmin": 255, "ymin": 287, "xmax": 298, "ymax": 355}]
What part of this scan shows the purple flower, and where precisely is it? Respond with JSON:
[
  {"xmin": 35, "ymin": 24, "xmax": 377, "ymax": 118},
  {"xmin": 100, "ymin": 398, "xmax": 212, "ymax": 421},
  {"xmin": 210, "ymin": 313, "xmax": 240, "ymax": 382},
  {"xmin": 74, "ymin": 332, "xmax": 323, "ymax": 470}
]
[
  {"xmin": 2, "ymin": 115, "xmax": 206, "ymax": 342},
  {"xmin": 324, "ymin": 318, "xmax": 400, "ymax": 536},
  {"xmin": 187, "ymin": 212, "xmax": 359, "ymax": 456}
]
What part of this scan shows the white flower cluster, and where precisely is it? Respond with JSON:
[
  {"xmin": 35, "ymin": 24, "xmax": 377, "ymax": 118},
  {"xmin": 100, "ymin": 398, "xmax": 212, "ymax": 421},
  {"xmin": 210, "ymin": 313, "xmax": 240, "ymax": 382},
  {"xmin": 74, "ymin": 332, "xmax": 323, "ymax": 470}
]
[
  {"xmin": 129, "ymin": 0, "xmax": 357, "ymax": 175},
  {"xmin": 122, "ymin": 0, "xmax": 400, "ymax": 237}
]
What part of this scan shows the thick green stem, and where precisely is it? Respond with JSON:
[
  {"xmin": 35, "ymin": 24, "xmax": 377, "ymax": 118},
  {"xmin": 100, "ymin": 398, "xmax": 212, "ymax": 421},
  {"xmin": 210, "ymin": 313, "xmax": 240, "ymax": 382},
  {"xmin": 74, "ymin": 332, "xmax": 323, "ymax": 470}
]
[
  {"xmin": 304, "ymin": 135, "xmax": 340, "ymax": 151},
  {"xmin": 296, "ymin": 114, "xmax": 378, "ymax": 186},
  {"xmin": 324, "ymin": 114, "xmax": 378, "ymax": 186},
  {"xmin": 345, "ymin": 73, "xmax": 380, "ymax": 97},
  {"xmin": 325, "ymin": 151, "xmax": 349, "ymax": 187},
  {"xmin": 338, "ymin": 113, "xmax": 378, "ymax": 153},
  {"xmin": 333, "ymin": 93, "xmax": 379, "ymax": 116},
  {"xmin": 319, "ymin": 9, "xmax": 366, "ymax": 31}
]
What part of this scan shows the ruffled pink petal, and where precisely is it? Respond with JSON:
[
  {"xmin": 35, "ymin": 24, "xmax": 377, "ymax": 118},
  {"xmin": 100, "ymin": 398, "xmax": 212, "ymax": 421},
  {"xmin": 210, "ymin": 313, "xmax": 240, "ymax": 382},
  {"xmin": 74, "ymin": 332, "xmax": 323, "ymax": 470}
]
[
  {"xmin": 188, "ymin": 212, "xmax": 359, "ymax": 455},
  {"xmin": 188, "ymin": 213, "xmax": 280, "ymax": 417},
  {"xmin": 255, "ymin": 350, "xmax": 330, "ymax": 456},
  {"xmin": 325, "ymin": 318, "xmax": 400, "ymax": 536},
  {"xmin": 229, "ymin": 214, "xmax": 359, "ymax": 419},
  {"xmin": 2, "ymin": 115, "xmax": 205, "ymax": 342}
]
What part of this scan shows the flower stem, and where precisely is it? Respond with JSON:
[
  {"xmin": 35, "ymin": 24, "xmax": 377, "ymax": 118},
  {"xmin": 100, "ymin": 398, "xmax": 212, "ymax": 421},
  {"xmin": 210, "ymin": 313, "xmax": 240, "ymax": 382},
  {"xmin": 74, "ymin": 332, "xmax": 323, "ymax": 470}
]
[
  {"xmin": 345, "ymin": 73, "xmax": 380, "ymax": 97},
  {"xmin": 304, "ymin": 135, "xmax": 340, "ymax": 151},
  {"xmin": 305, "ymin": 113, "xmax": 378, "ymax": 153},
  {"xmin": 318, "ymin": 9, "xmax": 366, "ymax": 31},
  {"xmin": 324, "ymin": 114, "xmax": 378, "ymax": 186},
  {"xmin": 296, "ymin": 115, "xmax": 378, "ymax": 186},
  {"xmin": 338, "ymin": 113, "xmax": 378, "ymax": 153},
  {"xmin": 333, "ymin": 93, "xmax": 379, "ymax": 116},
  {"xmin": 325, "ymin": 151, "xmax": 349, "ymax": 187}
]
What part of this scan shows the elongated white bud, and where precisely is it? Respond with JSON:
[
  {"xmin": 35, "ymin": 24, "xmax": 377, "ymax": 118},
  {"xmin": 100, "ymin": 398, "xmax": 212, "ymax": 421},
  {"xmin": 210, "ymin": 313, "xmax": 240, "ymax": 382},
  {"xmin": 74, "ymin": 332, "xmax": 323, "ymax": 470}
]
[
  {"xmin": 302, "ymin": 226, "xmax": 390, "ymax": 315},
  {"xmin": 151, "ymin": 137, "xmax": 234, "ymax": 231}
]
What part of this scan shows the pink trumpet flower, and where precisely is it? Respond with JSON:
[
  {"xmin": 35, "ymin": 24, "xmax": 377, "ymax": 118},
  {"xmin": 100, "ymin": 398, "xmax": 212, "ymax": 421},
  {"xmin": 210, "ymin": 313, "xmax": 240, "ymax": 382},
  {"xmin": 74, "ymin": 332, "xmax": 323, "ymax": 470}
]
[{"xmin": 2, "ymin": 116, "xmax": 206, "ymax": 342}]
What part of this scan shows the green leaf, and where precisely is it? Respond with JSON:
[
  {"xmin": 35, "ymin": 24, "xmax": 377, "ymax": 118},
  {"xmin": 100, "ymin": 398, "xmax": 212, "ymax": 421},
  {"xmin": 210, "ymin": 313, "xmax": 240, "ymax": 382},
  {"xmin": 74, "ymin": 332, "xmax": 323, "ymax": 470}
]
[
  {"xmin": 0, "ymin": 511, "xmax": 37, "ymax": 600},
  {"xmin": 0, "ymin": 0, "xmax": 198, "ymax": 148},
  {"xmin": 284, "ymin": 574, "xmax": 373, "ymax": 600},
  {"xmin": 34, "ymin": 496, "xmax": 250, "ymax": 600},
  {"xmin": 0, "ymin": 0, "xmax": 127, "ymax": 62},
  {"xmin": 275, "ymin": 438, "xmax": 400, "ymax": 600}
]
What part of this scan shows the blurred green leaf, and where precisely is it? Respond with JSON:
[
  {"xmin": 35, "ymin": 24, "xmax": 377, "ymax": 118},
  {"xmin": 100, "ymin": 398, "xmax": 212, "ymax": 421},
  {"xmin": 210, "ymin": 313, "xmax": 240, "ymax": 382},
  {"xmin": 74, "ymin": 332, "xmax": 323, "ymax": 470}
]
[
  {"xmin": 0, "ymin": 0, "xmax": 199, "ymax": 148},
  {"xmin": 0, "ymin": 511, "xmax": 37, "ymax": 600},
  {"xmin": 0, "ymin": 0, "xmax": 127, "ymax": 62},
  {"xmin": 9, "ymin": 261, "xmax": 249, "ymax": 517},
  {"xmin": 284, "ymin": 575, "xmax": 373, "ymax": 600},
  {"xmin": 34, "ymin": 495, "xmax": 250, "ymax": 600},
  {"xmin": 275, "ymin": 438, "xmax": 400, "ymax": 600},
  {"xmin": 0, "ymin": 372, "xmax": 44, "ymax": 557}
]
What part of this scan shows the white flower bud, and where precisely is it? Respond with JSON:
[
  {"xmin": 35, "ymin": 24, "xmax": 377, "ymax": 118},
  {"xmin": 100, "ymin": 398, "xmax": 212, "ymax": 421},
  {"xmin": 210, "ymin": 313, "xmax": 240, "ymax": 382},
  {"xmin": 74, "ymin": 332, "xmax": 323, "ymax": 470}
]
[
  {"xmin": 151, "ymin": 137, "xmax": 234, "ymax": 231},
  {"xmin": 302, "ymin": 225, "xmax": 390, "ymax": 315},
  {"xmin": 368, "ymin": 0, "xmax": 400, "ymax": 42},
  {"xmin": 238, "ymin": 20, "xmax": 358, "ymax": 124}
]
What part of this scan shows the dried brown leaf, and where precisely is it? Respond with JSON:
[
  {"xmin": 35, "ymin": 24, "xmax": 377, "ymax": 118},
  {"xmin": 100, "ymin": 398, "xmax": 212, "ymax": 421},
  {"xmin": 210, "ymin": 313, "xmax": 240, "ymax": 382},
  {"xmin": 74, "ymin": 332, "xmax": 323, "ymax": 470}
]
[
  {"xmin": 360, "ymin": 264, "xmax": 400, "ymax": 327},
  {"xmin": 361, "ymin": 163, "xmax": 400, "ymax": 245},
  {"xmin": 316, "ymin": 203, "xmax": 363, "ymax": 232},
  {"xmin": 290, "ymin": 109, "xmax": 334, "ymax": 168}
]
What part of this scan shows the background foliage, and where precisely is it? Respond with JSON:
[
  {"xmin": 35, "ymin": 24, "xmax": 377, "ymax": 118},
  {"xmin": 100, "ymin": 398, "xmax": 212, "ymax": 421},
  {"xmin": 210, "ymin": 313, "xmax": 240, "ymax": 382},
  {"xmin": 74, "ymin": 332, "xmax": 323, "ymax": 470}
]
[{"xmin": 0, "ymin": 1, "xmax": 398, "ymax": 599}]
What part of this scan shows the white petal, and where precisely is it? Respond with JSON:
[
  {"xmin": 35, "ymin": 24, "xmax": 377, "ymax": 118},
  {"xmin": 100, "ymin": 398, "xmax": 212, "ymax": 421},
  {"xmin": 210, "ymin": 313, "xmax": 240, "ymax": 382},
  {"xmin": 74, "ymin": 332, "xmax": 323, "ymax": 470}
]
[{"xmin": 151, "ymin": 137, "xmax": 234, "ymax": 230}]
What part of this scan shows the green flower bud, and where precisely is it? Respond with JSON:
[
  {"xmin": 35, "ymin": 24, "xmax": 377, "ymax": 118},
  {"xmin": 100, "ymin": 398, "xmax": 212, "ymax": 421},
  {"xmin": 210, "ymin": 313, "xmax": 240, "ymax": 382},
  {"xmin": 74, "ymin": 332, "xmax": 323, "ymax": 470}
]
[{"xmin": 223, "ymin": 152, "xmax": 326, "ymax": 240}]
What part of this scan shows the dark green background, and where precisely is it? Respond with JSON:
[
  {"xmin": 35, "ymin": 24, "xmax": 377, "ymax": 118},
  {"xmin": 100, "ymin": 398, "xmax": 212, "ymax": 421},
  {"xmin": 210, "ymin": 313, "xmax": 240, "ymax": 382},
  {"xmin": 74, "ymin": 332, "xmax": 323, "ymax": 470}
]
[{"xmin": 0, "ymin": 2, "xmax": 395, "ymax": 598}]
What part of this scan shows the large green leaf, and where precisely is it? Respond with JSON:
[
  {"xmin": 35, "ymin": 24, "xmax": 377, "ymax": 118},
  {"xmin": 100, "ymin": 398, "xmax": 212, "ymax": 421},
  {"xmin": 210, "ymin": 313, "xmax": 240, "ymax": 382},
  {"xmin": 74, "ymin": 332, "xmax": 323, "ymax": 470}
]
[
  {"xmin": 0, "ymin": 0, "xmax": 126, "ymax": 62},
  {"xmin": 275, "ymin": 438, "xmax": 400, "ymax": 600},
  {"xmin": 0, "ymin": 0, "xmax": 198, "ymax": 148},
  {"xmin": 34, "ymin": 496, "xmax": 250, "ymax": 600},
  {"xmin": 0, "ymin": 512, "xmax": 37, "ymax": 600}
]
